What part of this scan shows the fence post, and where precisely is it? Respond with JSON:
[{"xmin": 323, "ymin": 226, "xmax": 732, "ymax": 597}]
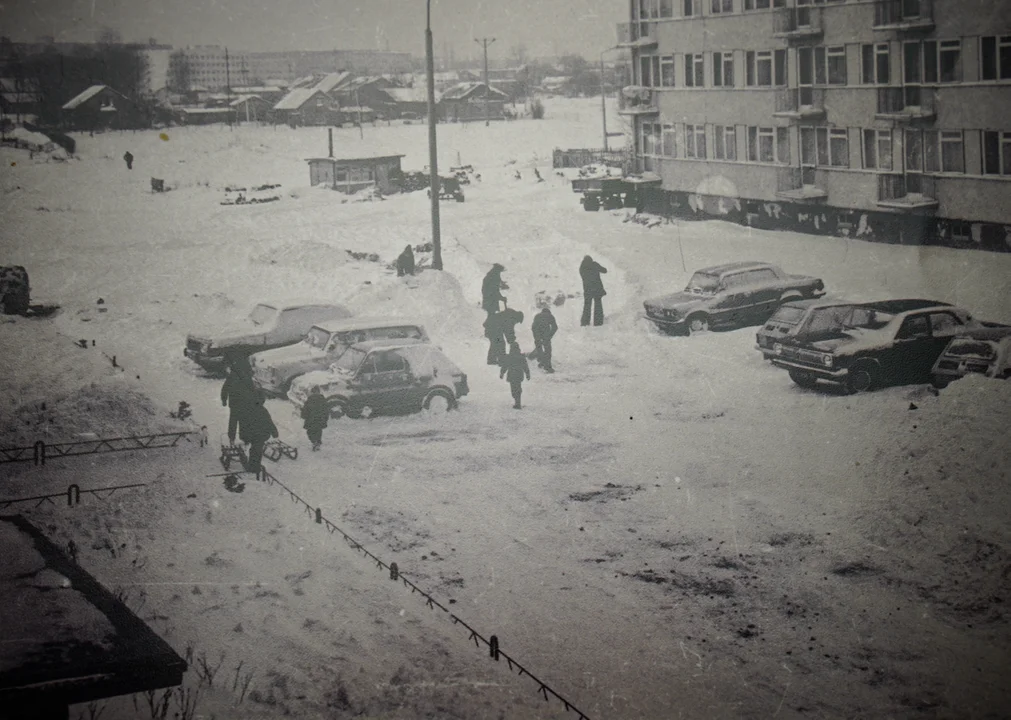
[
  {"xmin": 389, "ymin": 562, "xmax": 398, "ymax": 581},
  {"xmin": 315, "ymin": 507, "xmax": 322, "ymax": 524},
  {"xmin": 34, "ymin": 440, "xmax": 45, "ymax": 466},
  {"xmin": 67, "ymin": 484, "xmax": 80, "ymax": 507},
  {"xmin": 489, "ymin": 635, "xmax": 500, "ymax": 661}
]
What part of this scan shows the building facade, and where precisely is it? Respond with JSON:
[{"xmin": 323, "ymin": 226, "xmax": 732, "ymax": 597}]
[{"xmin": 619, "ymin": 0, "xmax": 1011, "ymax": 251}]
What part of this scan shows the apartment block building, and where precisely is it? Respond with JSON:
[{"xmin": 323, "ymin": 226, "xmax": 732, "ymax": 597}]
[{"xmin": 618, "ymin": 0, "xmax": 1011, "ymax": 251}]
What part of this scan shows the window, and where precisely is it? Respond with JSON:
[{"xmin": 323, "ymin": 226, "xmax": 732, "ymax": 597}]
[
  {"xmin": 713, "ymin": 52, "xmax": 734, "ymax": 86},
  {"xmin": 746, "ymin": 51, "xmax": 772, "ymax": 86},
  {"xmin": 747, "ymin": 126, "xmax": 775, "ymax": 162},
  {"xmin": 660, "ymin": 55, "xmax": 676, "ymax": 86},
  {"xmin": 898, "ymin": 315, "xmax": 930, "ymax": 339},
  {"xmin": 861, "ymin": 43, "xmax": 890, "ymax": 84},
  {"xmin": 905, "ymin": 40, "xmax": 961, "ymax": 84},
  {"xmin": 938, "ymin": 40, "xmax": 961, "ymax": 83},
  {"xmin": 904, "ymin": 41, "xmax": 922, "ymax": 83},
  {"xmin": 748, "ymin": 268, "xmax": 779, "ymax": 284},
  {"xmin": 710, "ymin": 0, "xmax": 733, "ymax": 12},
  {"xmin": 904, "ymin": 129, "xmax": 922, "ymax": 172},
  {"xmin": 862, "ymin": 129, "xmax": 893, "ymax": 170},
  {"xmin": 642, "ymin": 121, "xmax": 661, "ymax": 155},
  {"xmin": 659, "ymin": 0, "xmax": 674, "ymax": 17},
  {"xmin": 982, "ymin": 130, "xmax": 1011, "ymax": 175},
  {"xmin": 685, "ymin": 54, "xmax": 705, "ymax": 87},
  {"xmin": 980, "ymin": 36, "xmax": 1011, "ymax": 81},
  {"xmin": 374, "ymin": 351, "xmax": 408, "ymax": 374},
  {"xmin": 640, "ymin": 55, "xmax": 661, "ymax": 86},
  {"xmin": 815, "ymin": 127, "xmax": 849, "ymax": 167},
  {"xmin": 662, "ymin": 123, "xmax": 677, "ymax": 156},
  {"xmin": 774, "ymin": 49, "xmax": 787, "ymax": 86},
  {"xmin": 744, "ymin": 0, "xmax": 770, "ymax": 8},
  {"xmin": 684, "ymin": 0, "xmax": 699, "ymax": 16},
  {"xmin": 714, "ymin": 125, "xmax": 736, "ymax": 160},
  {"xmin": 813, "ymin": 46, "xmax": 847, "ymax": 85},
  {"xmin": 939, "ymin": 131, "xmax": 964, "ymax": 173},
  {"xmin": 929, "ymin": 312, "xmax": 963, "ymax": 336},
  {"xmin": 777, "ymin": 127, "xmax": 790, "ymax": 164},
  {"xmin": 684, "ymin": 124, "xmax": 707, "ymax": 158}
]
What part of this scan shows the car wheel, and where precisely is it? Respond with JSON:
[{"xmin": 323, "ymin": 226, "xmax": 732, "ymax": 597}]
[
  {"xmin": 423, "ymin": 388, "xmax": 455, "ymax": 414},
  {"xmin": 845, "ymin": 364, "xmax": 876, "ymax": 394},
  {"xmin": 328, "ymin": 401, "xmax": 349, "ymax": 420},
  {"xmin": 930, "ymin": 375, "xmax": 950, "ymax": 389},
  {"xmin": 687, "ymin": 314, "xmax": 709, "ymax": 334},
  {"xmin": 788, "ymin": 369, "xmax": 818, "ymax": 389}
]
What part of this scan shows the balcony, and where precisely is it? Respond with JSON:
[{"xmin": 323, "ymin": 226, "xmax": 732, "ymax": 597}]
[
  {"xmin": 772, "ymin": 7, "xmax": 823, "ymax": 42},
  {"xmin": 617, "ymin": 86, "xmax": 659, "ymax": 116},
  {"xmin": 775, "ymin": 166, "xmax": 828, "ymax": 202},
  {"xmin": 874, "ymin": 86, "xmax": 935, "ymax": 122},
  {"xmin": 877, "ymin": 173, "xmax": 938, "ymax": 210},
  {"xmin": 873, "ymin": 0, "xmax": 934, "ymax": 32},
  {"xmin": 616, "ymin": 21, "xmax": 658, "ymax": 49},
  {"xmin": 772, "ymin": 87, "xmax": 826, "ymax": 122}
]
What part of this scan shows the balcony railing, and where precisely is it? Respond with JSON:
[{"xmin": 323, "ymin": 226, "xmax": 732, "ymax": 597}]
[
  {"xmin": 877, "ymin": 173, "xmax": 938, "ymax": 209},
  {"xmin": 616, "ymin": 21, "xmax": 658, "ymax": 48},
  {"xmin": 772, "ymin": 6, "xmax": 823, "ymax": 41},
  {"xmin": 873, "ymin": 0, "xmax": 934, "ymax": 31},
  {"xmin": 772, "ymin": 87, "xmax": 826, "ymax": 121},
  {"xmin": 617, "ymin": 86, "xmax": 659, "ymax": 115},
  {"xmin": 874, "ymin": 86, "xmax": 935, "ymax": 121},
  {"xmin": 775, "ymin": 166, "xmax": 828, "ymax": 201}
]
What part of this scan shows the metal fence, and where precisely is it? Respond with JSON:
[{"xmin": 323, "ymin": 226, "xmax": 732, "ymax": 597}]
[{"xmin": 1, "ymin": 432, "xmax": 200, "ymax": 467}]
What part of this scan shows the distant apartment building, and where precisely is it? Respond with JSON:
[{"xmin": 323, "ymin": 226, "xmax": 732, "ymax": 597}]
[
  {"xmin": 618, "ymin": 0, "xmax": 1011, "ymax": 251},
  {"xmin": 170, "ymin": 46, "xmax": 250, "ymax": 90}
]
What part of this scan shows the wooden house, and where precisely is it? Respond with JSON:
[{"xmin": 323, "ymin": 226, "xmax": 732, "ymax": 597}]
[
  {"xmin": 60, "ymin": 85, "xmax": 145, "ymax": 131},
  {"xmin": 230, "ymin": 95, "xmax": 272, "ymax": 123},
  {"xmin": 438, "ymin": 82, "xmax": 508, "ymax": 123},
  {"xmin": 306, "ymin": 154, "xmax": 404, "ymax": 195},
  {"xmin": 270, "ymin": 88, "xmax": 335, "ymax": 126}
]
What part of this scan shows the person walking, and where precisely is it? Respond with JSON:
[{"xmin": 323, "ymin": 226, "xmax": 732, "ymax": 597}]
[
  {"xmin": 241, "ymin": 392, "xmax": 279, "ymax": 472},
  {"xmin": 499, "ymin": 342, "xmax": 530, "ymax": 409},
  {"xmin": 220, "ymin": 356, "xmax": 256, "ymax": 446},
  {"xmin": 301, "ymin": 386, "xmax": 329, "ymax": 451},
  {"xmin": 483, "ymin": 310, "xmax": 507, "ymax": 366},
  {"xmin": 123, "ymin": 151, "xmax": 134, "ymax": 170},
  {"xmin": 395, "ymin": 244, "xmax": 415, "ymax": 277},
  {"xmin": 579, "ymin": 255, "xmax": 608, "ymax": 326},
  {"xmin": 481, "ymin": 263, "xmax": 507, "ymax": 317},
  {"xmin": 531, "ymin": 306, "xmax": 558, "ymax": 372}
]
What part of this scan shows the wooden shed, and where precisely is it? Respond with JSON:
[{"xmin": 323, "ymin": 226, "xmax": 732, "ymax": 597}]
[
  {"xmin": 306, "ymin": 154, "xmax": 405, "ymax": 195},
  {"xmin": 60, "ymin": 84, "xmax": 145, "ymax": 131}
]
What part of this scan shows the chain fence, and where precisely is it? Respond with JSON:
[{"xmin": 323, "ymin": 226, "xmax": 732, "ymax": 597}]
[{"xmin": 1, "ymin": 431, "xmax": 201, "ymax": 467}]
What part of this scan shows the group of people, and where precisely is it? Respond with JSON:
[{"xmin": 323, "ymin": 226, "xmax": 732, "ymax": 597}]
[
  {"xmin": 480, "ymin": 254, "xmax": 607, "ymax": 409},
  {"xmin": 220, "ymin": 357, "xmax": 280, "ymax": 472}
]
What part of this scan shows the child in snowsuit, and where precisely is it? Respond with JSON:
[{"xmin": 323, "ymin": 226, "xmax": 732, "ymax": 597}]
[
  {"xmin": 301, "ymin": 386, "xmax": 329, "ymax": 451},
  {"xmin": 499, "ymin": 342, "xmax": 530, "ymax": 409},
  {"xmin": 396, "ymin": 244, "xmax": 415, "ymax": 276},
  {"xmin": 123, "ymin": 151, "xmax": 134, "ymax": 170},
  {"xmin": 531, "ymin": 306, "xmax": 557, "ymax": 372},
  {"xmin": 241, "ymin": 393, "xmax": 279, "ymax": 472},
  {"xmin": 221, "ymin": 357, "xmax": 256, "ymax": 445}
]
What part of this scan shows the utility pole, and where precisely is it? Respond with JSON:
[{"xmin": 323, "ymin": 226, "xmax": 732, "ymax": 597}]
[
  {"xmin": 426, "ymin": 0, "xmax": 443, "ymax": 270},
  {"xmin": 474, "ymin": 37, "xmax": 496, "ymax": 126},
  {"xmin": 225, "ymin": 47, "xmax": 232, "ymax": 129}
]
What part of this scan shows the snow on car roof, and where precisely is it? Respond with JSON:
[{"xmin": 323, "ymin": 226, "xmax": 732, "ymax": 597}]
[
  {"xmin": 351, "ymin": 338, "xmax": 429, "ymax": 352},
  {"xmin": 264, "ymin": 300, "xmax": 349, "ymax": 312},
  {"xmin": 311, "ymin": 316, "xmax": 426, "ymax": 332},
  {"xmin": 697, "ymin": 261, "xmax": 771, "ymax": 275}
]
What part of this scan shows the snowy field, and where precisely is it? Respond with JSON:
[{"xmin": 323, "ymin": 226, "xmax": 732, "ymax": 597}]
[{"xmin": 2, "ymin": 97, "xmax": 1010, "ymax": 719}]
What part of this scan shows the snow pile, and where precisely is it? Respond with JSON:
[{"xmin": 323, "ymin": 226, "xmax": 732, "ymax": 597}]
[{"xmin": 250, "ymin": 240, "xmax": 352, "ymax": 269}]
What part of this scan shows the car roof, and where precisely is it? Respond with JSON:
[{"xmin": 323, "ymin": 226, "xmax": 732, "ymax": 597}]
[
  {"xmin": 257, "ymin": 300, "xmax": 349, "ymax": 312},
  {"xmin": 310, "ymin": 316, "xmax": 426, "ymax": 333},
  {"xmin": 949, "ymin": 327, "xmax": 1011, "ymax": 342},
  {"xmin": 777, "ymin": 298, "xmax": 847, "ymax": 310},
  {"xmin": 861, "ymin": 299, "xmax": 953, "ymax": 314},
  {"xmin": 348, "ymin": 338, "xmax": 429, "ymax": 352},
  {"xmin": 697, "ymin": 261, "xmax": 773, "ymax": 275}
]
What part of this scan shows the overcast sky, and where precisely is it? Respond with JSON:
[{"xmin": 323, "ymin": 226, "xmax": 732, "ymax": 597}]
[{"xmin": 1, "ymin": 0, "xmax": 627, "ymax": 60}]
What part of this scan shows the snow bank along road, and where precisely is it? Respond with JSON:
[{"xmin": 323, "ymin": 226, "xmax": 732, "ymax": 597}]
[{"xmin": 2, "ymin": 105, "xmax": 1010, "ymax": 719}]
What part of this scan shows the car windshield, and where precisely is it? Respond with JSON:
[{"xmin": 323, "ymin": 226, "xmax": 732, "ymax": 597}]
[
  {"xmin": 332, "ymin": 346, "xmax": 366, "ymax": 374},
  {"xmin": 800, "ymin": 306, "xmax": 893, "ymax": 334},
  {"xmin": 946, "ymin": 340, "xmax": 997, "ymax": 359},
  {"xmin": 685, "ymin": 272, "xmax": 720, "ymax": 295},
  {"xmin": 768, "ymin": 305, "xmax": 808, "ymax": 325},
  {"xmin": 249, "ymin": 304, "xmax": 278, "ymax": 326},
  {"xmin": 304, "ymin": 327, "xmax": 331, "ymax": 349}
]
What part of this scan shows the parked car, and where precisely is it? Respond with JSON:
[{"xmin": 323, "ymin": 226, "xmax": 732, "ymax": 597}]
[
  {"xmin": 770, "ymin": 299, "xmax": 1005, "ymax": 393},
  {"xmin": 756, "ymin": 299, "xmax": 854, "ymax": 359},
  {"xmin": 287, "ymin": 339, "xmax": 468, "ymax": 419},
  {"xmin": 250, "ymin": 317, "xmax": 430, "ymax": 395},
  {"xmin": 184, "ymin": 301, "xmax": 351, "ymax": 373},
  {"xmin": 427, "ymin": 175, "xmax": 465, "ymax": 202},
  {"xmin": 931, "ymin": 327, "xmax": 1011, "ymax": 387},
  {"xmin": 643, "ymin": 261, "xmax": 826, "ymax": 335}
]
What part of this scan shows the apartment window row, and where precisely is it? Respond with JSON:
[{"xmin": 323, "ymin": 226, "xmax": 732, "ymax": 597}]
[
  {"xmin": 639, "ymin": 121, "xmax": 788, "ymax": 164},
  {"xmin": 637, "ymin": 0, "xmax": 873, "ymax": 19},
  {"xmin": 637, "ymin": 49, "xmax": 786, "ymax": 88},
  {"xmin": 858, "ymin": 129, "xmax": 1011, "ymax": 176}
]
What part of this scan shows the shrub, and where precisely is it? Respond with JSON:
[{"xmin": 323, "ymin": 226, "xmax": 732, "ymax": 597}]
[{"xmin": 530, "ymin": 99, "xmax": 545, "ymax": 120}]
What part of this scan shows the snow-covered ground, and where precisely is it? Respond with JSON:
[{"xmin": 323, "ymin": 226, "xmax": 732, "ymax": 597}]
[{"xmin": 2, "ymin": 98, "xmax": 1010, "ymax": 719}]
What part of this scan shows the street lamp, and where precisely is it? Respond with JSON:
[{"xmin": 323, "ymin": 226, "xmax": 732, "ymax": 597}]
[
  {"xmin": 426, "ymin": 0, "xmax": 443, "ymax": 270},
  {"xmin": 599, "ymin": 46, "xmax": 621, "ymax": 152}
]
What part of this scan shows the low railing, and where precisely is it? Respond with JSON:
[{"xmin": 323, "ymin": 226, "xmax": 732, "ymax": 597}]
[
  {"xmin": 773, "ymin": 6, "xmax": 822, "ymax": 36},
  {"xmin": 617, "ymin": 85, "xmax": 657, "ymax": 113},
  {"xmin": 776, "ymin": 166, "xmax": 803, "ymax": 193},
  {"xmin": 876, "ymin": 86, "xmax": 935, "ymax": 116},
  {"xmin": 774, "ymin": 87, "xmax": 826, "ymax": 114},
  {"xmin": 616, "ymin": 21, "xmax": 657, "ymax": 46},
  {"xmin": 873, "ymin": 0, "xmax": 933, "ymax": 28},
  {"xmin": 878, "ymin": 172, "xmax": 937, "ymax": 201}
]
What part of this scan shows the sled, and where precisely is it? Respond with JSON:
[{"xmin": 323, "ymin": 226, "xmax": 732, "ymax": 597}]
[
  {"xmin": 263, "ymin": 438, "xmax": 298, "ymax": 462},
  {"xmin": 219, "ymin": 434, "xmax": 247, "ymax": 471}
]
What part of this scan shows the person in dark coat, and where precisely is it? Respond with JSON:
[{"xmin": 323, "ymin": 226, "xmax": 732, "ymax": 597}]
[
  {"xmin": 484, "ymin": 310, "xmax": 507, "ymax": 366},
  {"xmin": 221, "ymin": 356, "xmax": 256, "ymax": 445},
  {"xmin": 530, "ymin": 306, "xmax": 557, "ymax": 372},
  {"xmin": 123, "ymin": 151, "xmax": 134, "ymax": 170},
  {"xmin": 241, "ymin": 392, "xmax": 279, "ymax": 472},
  {"xmin": 499, "ymin": 342, "xmax": 531, "ymax": 409},
  {"xmin": 499, "ymin": 308, "xmax": 524, "ymax": 345},
  {"xmin": 395, "ymin": 244, "xmax": 415, "ymax": 277},
  {"xmin": 481, "ymin": 263, "xmax": 507, "ymax": 317},
  {"xmin": 301, "ymin": 386, "xmax": 329, "ymax": 451},
  {"xmin": 579, "ymin": 255, "xmax": 608, "ymax": 326}
]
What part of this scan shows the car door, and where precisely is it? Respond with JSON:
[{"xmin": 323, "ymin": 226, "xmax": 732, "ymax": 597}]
[
  {"xmin": 890, "ymin": 313, "xmax": 933, "ymax": 383},
  {"xmin": 749, "ymin": 268, "xmax": 784, "ymax": 320},
  {"xmin": 713, "ymin": 273, "xmax": 752, "ymax": 326},
  {"xmin": 367, "ymin": 350, "xmax": 415, "ymax": 413},
  {"xmin": 926, "ymin": 311, "xmax": 966, "ymax": 375}
]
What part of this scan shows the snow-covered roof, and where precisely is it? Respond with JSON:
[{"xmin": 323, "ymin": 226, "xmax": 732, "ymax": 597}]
[
  {"xmin": 385, "ymin": 87, "xmax": 432, "ymax": 103},
  {"xmin": 61, "ymin": 84, "xmax": 108, "ymax": 110},
  {"xmin": 229, "ymin": 94, "xmax": 263, "ymax": 107},
  {"xmin": 313, "ymin": 71, "xmax": 352, "ymax": 94},
  {"xmin": 230, "ymin": 85, "xmax": 283, "ymax": 94},
  {"xmin": 273, "ymin": 88, "xmax": 329, "ymax": 111},
  {"xmin": 541, "ymin": 76, "xmax": 570, "ymax": 86},
  {"xmin": 440, "ymin": 82, "xmax": 508, "ymax": 101},
  {"xmin": 289, "ymin": 75, "xmax": 316, "ymax": 90},
  {"xmin": 5, "ymin": 126, "xmax": 54, "ymax": 148},
  {"xmin": 178, "ymin": 107, "xmax": 234, "ymax": 114}
]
